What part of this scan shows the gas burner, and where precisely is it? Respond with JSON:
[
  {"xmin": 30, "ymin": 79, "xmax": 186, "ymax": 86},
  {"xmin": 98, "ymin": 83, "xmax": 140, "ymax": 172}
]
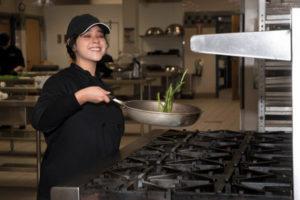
[
  {"xmin": 144, "ymin": 172, "xmax": 214, "ymax": 192},
  {"xmin": 52, "ymin": 130, "xmax": 293, "ymax": 200},
  {"xmin": 89, "ymin": 130, "xmax": 292, "ymax": 198}
]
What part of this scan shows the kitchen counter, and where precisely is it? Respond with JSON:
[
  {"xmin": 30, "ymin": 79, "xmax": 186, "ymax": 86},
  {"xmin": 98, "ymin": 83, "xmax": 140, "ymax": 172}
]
[
  {"xmin": 0, "ymin": 95, "xmax": 38, "ymax": 108},
  {"xmin": 0, "ymin": 95, "xmax": 41, "ymax": 181},
  {"xmin": 0, "ymin": 85, "xmax": 42, "ymax": 94},
  {"xmin": 0, "ymin": 76, "xmax": 34, "ymax": 85},
  {"xmin": 102, "ymin": 77, "xmax": 155, "ymax": 84},
  {"xmin": 20, "ymin": 71, "xmax": 57, "ymax": 77},
  {"xmin": 0, "ymin": 95, "xmax": 38, "ymax": 125}
]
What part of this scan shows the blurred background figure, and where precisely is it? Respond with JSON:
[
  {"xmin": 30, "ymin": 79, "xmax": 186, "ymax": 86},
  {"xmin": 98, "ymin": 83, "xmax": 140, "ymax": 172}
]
[
  {"xmin": 96, "ymin": 53, "xmax": 113, "ymax": 78},
  {"xmin": 0, "ymin": 32, "xmax": 25, "ymax": 75}
]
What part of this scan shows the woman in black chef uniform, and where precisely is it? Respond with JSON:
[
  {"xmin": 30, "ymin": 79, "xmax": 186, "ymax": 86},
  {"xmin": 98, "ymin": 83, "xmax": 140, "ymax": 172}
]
[{"xmin": 31, "ymin": 14, "xmax": 124, "ymax": 200}]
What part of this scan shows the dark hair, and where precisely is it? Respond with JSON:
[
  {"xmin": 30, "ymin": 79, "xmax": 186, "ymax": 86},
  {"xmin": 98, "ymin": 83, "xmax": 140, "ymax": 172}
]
[
  {"xmin": 66, "ymin": 35, "xmax": 78, "ymax": 61},
  {"xmin": 0, "ymin": 33, "xmax": 9, "ymax": 47},
  {"xmin": 66, "ymin": 33, "xmax": 109, "ymax": 61}
]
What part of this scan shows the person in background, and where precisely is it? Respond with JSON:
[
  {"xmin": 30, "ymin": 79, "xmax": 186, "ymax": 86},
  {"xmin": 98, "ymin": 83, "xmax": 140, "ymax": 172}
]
[
  {"xmin": 96, "ymin": 53, "xmax": 113, "ymax": 77},
  {"xmin": 31, "ymin": 14, "xmax": 124, "ymax": 200},
  {"xmin": 0, "ymin": 32, "xmax": 25, "ymax": 75},
  {"xmin": 0, "ymin": 32, "xmax": 25, "ymax": 129}
]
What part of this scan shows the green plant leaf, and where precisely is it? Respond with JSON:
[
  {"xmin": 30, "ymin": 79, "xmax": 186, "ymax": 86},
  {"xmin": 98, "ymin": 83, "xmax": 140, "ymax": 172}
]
[{"xmin": 157, "ymin": 69, "xmax": 188, "ymax": 113}]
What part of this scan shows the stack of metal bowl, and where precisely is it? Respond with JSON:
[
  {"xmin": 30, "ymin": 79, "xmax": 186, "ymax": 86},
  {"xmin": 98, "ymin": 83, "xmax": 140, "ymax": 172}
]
[
  {"xmin": 145, "ymin": 27, "xmax": 164, "ymax": 36},
  {"xmin": 165, "ymin": 24, "xmax": 184, "ymax": 36}
]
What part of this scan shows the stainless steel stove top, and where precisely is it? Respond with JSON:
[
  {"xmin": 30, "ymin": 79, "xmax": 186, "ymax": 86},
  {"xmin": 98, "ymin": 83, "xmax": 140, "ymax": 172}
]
[{"xmin": 51, "ymin": 129, "xmax": 292, "ymax": 200}]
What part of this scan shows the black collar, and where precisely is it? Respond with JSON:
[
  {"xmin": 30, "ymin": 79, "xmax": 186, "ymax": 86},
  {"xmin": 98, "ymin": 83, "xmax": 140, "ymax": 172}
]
[{"xmin": 70, "ymin": 63, "xmax": 102, "ymax": 83}]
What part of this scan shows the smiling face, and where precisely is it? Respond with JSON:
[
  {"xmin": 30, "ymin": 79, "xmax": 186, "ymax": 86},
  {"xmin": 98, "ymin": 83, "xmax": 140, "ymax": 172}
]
[{"xmin": 72, "ymin": 25, "xmax": 107, "ymax": 68}]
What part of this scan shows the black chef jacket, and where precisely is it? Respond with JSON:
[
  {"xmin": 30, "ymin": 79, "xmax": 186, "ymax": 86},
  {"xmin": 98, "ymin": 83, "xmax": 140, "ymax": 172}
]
[
  {"xmin": 31, "ymin": 63, "xmax": 124, "ymax": 200},
  {"xmin": 0, "ymin": 45, "xmax": 24, "ymax": 75}
]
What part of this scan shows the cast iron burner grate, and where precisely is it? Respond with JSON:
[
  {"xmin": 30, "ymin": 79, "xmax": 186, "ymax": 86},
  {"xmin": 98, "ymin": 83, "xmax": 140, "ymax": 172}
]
[{"xmin": 81, "ymin": 130, "xmax": 292, "ymax": 200}]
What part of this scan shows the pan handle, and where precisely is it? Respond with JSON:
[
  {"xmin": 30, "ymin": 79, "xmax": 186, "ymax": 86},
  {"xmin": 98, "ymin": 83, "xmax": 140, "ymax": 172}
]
[{"xmin": 107, "ymin": 94, "xmax": 124, "ymax": 106}]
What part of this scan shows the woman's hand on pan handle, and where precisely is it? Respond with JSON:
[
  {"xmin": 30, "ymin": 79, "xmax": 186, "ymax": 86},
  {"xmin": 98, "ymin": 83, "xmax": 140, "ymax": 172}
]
[{"xmin": 75, "ymin": 86, "xmax": 111, "ymax": 105}]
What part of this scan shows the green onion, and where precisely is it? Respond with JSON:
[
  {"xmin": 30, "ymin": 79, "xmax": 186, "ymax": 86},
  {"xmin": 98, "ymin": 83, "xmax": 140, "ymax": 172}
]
[{"xmin": 157, "ymin": 69, "xmax": 188, "ymax": 112}]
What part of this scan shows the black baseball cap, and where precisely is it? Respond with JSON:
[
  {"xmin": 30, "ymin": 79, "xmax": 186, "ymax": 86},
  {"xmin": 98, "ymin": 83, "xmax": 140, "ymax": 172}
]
[{"xmin": 66, "ymin": 14, "xmax": 110, "ymax": 39}]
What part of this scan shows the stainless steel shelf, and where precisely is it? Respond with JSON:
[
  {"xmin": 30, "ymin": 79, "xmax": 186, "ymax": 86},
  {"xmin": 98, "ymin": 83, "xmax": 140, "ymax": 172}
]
[
  {"xmin": 265, "ymin": 92, "xmax": 292, "ymax": 97},
  {"xmin": 266, "ymin": 14, "xmax": 291, "ymax": 20},
  {"xmin": 265, "ymin": 84, "xmax": 291, "ymax": 88},
  {"xmin": 265, "ymin": 61, "xmax": 291, "ymax": 66},
  {"xmin": 265, "ymin": 106, "xmax": 292, "ymax": 112},
  {"xmin": 267, "ymin": 2, "xmax": 300, "ymax": 15},
  {"xmin": 265, "ymin": 66, "xmax": 292, "ymax": 70},
  {"xmin": 265, "ymin": 120, "xmax": 292, "ymax": 125},
  {"xmin": 140, "ymin": 55, "xmax": 183, "ymax": 58},
  {"xmin": 266, "ymin": 96, "xmax": 292, "ymax": 101},
  {"xmin": 265, "ymin": 111, "xmax": 292, "ymax": 115},
  {"xmin": 261, "ymin": 3, "xmax": 293, "ymax": 134},
  {"xmin": 265, "ymin": 76, "xmax": 291, "ymax": 84},
  {"xmin": 265, "ymin": 101, "xmax": 292, "ymax": 107},
  {"xmin": 265, "ymin": 14, "xmax": 291, "ymax": 25},
  {"xmin": 265, "ymin": 19, "xmax": 291, "ymax": 25},
  {"xmin": 265, "ymin": 126, "xmax": 292, "ymax": 132}
]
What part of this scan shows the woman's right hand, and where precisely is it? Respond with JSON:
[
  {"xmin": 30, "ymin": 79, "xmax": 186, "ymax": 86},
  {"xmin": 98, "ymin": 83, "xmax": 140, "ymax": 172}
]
[{"xmin": 75, "ymin": 86, "xmax": 110, "ymax": 105}]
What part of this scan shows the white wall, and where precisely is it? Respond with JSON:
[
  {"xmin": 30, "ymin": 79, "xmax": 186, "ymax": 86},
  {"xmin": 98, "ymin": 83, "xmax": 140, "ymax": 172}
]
[
  {"xmin": 182, "ymin": 0, "xmax": 240, "ymax": 12},
  {"xmin": 122, "ymin": 0, "xmax": 139, "ymax": 53},
  {"xmin": 0, "ymin": 0, "xmax": 18, "ymax": 13},
  {"xmin": 185, "ymin": 27, "xmax": 216, "ymax": 95},
  {"xmin": 44, "ymin": 4, "xmax": 123, "ymax": 69},
  {"xmin": 0, "ymin": 0, "xmax": 43, "ymax": 15},
  {"xmin": 182, "ymin": 0, "xmax": 239, "ymax": 95}
]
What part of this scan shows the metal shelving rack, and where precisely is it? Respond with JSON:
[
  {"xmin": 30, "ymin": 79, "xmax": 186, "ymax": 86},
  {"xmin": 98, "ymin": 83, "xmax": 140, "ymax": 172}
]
[
  {"xmin": 189, "ymin": 2, "xmax": 300, "ymax": 199},
  {"xmin": 139, "ymin": 35, "xmax": 187, "ymax": 98},
  {"xmin": 258, "ymin": 0, "xmax": 294, "ymax": 133},
  {"xmin": 139, "ymin": 35, "xmax": 185, "ymax": 70}
]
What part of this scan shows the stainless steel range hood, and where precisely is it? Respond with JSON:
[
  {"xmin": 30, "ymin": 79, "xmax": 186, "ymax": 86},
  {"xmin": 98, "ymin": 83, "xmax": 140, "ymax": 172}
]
[
  {"xmin": 190, "ymin": 7, "xmax": 299, "ymax": 200},
  {"xmin": 190, "ymin": 30, "xmax": 291, "ymax": 61}
]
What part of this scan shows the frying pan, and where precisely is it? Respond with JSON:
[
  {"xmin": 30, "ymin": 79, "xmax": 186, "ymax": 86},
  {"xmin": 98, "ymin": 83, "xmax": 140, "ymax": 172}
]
[{"xmin": 108, "ymin": 95, "xmax": 201, "ymax": 127}]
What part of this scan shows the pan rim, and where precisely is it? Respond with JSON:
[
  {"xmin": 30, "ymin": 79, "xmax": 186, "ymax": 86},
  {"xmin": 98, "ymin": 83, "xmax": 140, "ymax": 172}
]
[{"xmin": 124, "ymin": 100, "xmax": 202, "ymax": 115}]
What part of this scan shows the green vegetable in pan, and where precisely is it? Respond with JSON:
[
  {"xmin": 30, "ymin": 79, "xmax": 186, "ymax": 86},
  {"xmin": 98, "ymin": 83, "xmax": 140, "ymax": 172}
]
[{"xmin": 157, "ymin": 69, "xmax": 188, "ymax": 113}]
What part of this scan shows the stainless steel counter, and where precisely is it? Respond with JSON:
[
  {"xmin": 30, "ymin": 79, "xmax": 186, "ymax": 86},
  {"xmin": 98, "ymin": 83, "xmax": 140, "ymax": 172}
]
[
  {"xmin": 102, "ymin": 77, "xmax": 155, "ymax": 84},
  {"xmin": 0, "ymin": 95, "xmax": 41, "ymax": 183},
  {"xmin": 0, "ymin": 95, "xmax": 38, "ymax": 124},
  {"xmin": 0, "ymin": 86, "xmax": 42, "ymax": 94},
  {"xmin": 20, "ymin": 71, "xmax": 56, "ymax": 77},
  {"xmin": 0, "ymin": 77, "xmax": 34, "ymax": 85}
]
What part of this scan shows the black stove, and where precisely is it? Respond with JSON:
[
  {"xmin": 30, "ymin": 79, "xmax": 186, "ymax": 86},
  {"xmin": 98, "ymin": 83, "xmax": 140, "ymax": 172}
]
[{"xmin": 51, "ymin": 129, "xmax": 292, "ymax": 200}]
